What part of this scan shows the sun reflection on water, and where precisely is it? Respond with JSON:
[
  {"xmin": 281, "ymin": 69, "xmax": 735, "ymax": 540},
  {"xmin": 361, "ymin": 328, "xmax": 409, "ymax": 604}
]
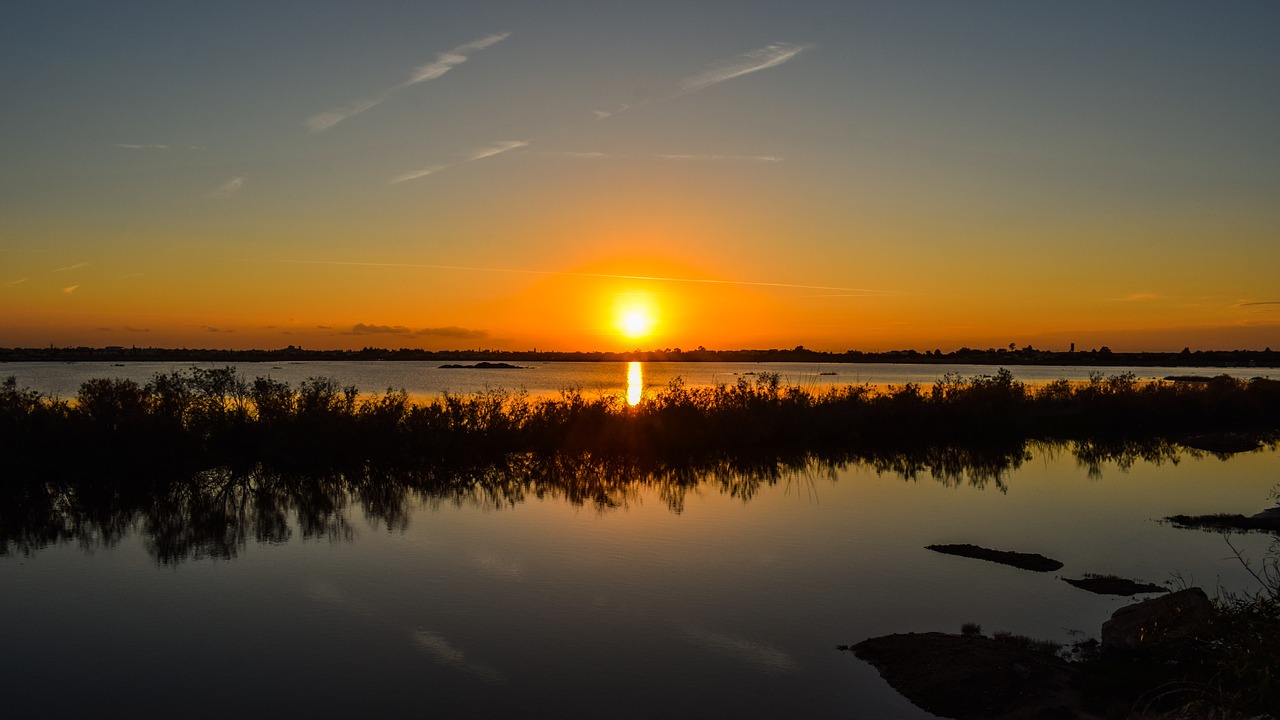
[{"xmin": 626, "ymin": 361, "xmax": 643, "ymax": 407}]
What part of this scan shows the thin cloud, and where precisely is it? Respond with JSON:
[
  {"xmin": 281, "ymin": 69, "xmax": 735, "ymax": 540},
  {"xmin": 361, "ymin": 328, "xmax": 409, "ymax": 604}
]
[
  {"xmin": 592, "ymin": 104, "xmax": 629, "ymax": 120},
  {"xmin": 63, "ymin": 285, "xmax": 80, "ymax": 294},
  {"xmin": 115, "ymin": 273, "xmax": 145, "ymax": 281},
  {"xmin": 283, "ymin": 259, "xmax": 902, "ymax": 295},
  {"xmin": 390, "ymin": 140, "xmax": 527, "ymax": 184},
  {"xmin": 307, "ymin": 32, "xmax": 510, "ymax": 133},
  {"xmin": 416, "ymin": 326, "xmax": 488, "ymax": 339},
  {"xmin": 52, "ymin": 262, "xmax": 89, "ymax": 272},
  {"xmin": 466, "ymin": 140, "xmax": 528, "ymax": 162},
  {"xmin": 658, "ymin": 154, "xmax": 782, "ymax": 162},
  {"xmin": 1114, "ymin": 293, "xmax": 1159, "ymax": 302},
  {"xmin": 307, "ymin": 99, "xmax": 381, "ymax": 133},
  {"xmin": 678, "ymin": 42, "xmax": 807, "ymax": 95},
  {"xmin": 408, "ymin": 32, "xmax": 509, "ymax": 83},
  {"xmin": 4, "ymin": 278, "xmax": 28, "ymax": 285},
  {"xmin": 201, "ymin": 325, "xmax": 231, "ymax": 333},
  {"xmin": 125, "ymin": 326, "xmax": 151, "ymax": 333},
  {"xmin": 114, "ymin": 143, "xmax": 169, "ymax": 150},
  {"xmin": 347, "ymin": 323, "xmax": 412, "ymax": 335},
  {"xmin": 1238, "ymin": 301, "xmax": 1280, "ymax": 307},
  {"xmin": 390, "ymin": 165, "xmax": 446, "ymax": 185},
  {"xmin": 210, "ymin": 176, "xmax": 245, "ymax": 198}
]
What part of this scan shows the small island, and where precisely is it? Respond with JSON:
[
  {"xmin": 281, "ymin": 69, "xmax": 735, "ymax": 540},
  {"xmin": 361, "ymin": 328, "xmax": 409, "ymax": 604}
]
[{"xmin": 437, "ymin": 361, "xmax": 526, "ymax": 369}]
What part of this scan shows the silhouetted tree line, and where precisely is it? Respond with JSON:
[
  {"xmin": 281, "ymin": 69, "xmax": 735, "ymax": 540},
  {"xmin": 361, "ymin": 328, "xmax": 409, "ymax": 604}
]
[{"xmin": 3, "ymin": 344, "xmax": 1278, "ymax": 367}]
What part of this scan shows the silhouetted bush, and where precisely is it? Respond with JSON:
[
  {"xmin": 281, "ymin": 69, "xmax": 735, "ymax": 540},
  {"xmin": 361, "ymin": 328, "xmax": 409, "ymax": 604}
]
[{"xmin": 2, "ymin": 369, "xmax": 1277, "ymax": 484}]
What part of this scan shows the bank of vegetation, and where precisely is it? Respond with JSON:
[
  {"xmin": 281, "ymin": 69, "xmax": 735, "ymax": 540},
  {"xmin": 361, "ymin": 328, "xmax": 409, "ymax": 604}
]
[{"xmin": 3, "ymin": 368, "xmax": 1278, "ymax": 482}]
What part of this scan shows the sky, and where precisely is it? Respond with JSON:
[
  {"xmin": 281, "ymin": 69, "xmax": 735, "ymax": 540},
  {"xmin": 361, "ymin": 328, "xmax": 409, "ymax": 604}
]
[{"xmin": 2, "ymin": 1, "xmax": 1278, "ymax": 352}]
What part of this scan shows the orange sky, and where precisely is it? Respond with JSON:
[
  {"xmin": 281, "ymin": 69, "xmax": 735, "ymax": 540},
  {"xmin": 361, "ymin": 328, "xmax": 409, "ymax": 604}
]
[{"xmin": 2, "ymin": 3, "xmax": 1278, "ymax": 352}]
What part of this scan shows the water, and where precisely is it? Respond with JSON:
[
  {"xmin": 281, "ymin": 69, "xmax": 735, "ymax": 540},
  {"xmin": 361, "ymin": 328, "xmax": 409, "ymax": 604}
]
[
  {"xmin": 2, "ymin": 442, "xmax": 1277, "ymax": 718},
  {"xmin": 4, "ymin": 360, "xmax": 1278, "ymax": 402}
]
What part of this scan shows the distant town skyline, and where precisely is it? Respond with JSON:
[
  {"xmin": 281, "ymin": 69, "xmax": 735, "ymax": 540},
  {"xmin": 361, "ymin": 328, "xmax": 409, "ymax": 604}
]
[{"xmin": 3, "ymin": 2, "xmax": 1278, "ymax": 352}]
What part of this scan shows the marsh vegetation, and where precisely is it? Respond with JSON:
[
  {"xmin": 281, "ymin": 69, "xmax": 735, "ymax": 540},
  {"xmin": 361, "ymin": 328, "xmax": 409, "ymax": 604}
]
[{"xmin": 3, "ymin": 368, "xmax": 1277, "ymax": 482}]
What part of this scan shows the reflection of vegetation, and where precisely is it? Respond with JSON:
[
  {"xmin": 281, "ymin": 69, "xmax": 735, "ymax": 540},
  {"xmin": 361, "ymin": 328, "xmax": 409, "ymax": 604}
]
[{"xmin": 2, "ymin": 368, "xmax": 1278, "ymax": 563}]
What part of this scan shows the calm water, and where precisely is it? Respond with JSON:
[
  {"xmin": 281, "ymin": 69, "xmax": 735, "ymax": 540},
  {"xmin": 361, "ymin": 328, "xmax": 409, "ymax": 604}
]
[
  {"xmin": 4, "ymin": 360, "xmax": 1279, "ymax": 401},
  {"xmin": 2, "ymin": 442, "xmax": 1277, "ymax": 718}
]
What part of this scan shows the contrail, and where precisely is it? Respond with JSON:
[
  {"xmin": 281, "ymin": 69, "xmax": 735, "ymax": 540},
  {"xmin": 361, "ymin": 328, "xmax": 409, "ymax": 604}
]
[{"xmin": 279, "ymin": 259, "xmax": 901, "ymax": 295}]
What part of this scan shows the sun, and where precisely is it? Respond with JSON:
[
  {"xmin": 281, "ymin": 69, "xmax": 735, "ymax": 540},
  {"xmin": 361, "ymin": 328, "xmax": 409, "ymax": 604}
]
[
  {"xmin": 618, "ymin": 308, "xmax": 654, "ymax": 339},
  {"xmin": 613, "ymin": 294, "xmax": 658, "ymax": 341}
]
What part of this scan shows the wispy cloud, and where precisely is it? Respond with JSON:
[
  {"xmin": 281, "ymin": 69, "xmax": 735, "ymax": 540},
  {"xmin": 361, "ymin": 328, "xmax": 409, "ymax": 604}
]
[
  {"xmin": 52, "ymin": 262, "xmax": 89, "ymax": 273},
  {"xmin": 307, "ymin": 32, "xmax": 510, "ymax": 132},
  {"xmin": 306, "ymin": 99, "xmax": 382, "ymax": 133},
  {"xmin": 678, "ymin": 42, "xmax": 807, "ymax": 95},
  {"xmin": 347, "ymin": 323, "xmax": 412, "ymax": 335},
  {"xmin": 114, "ymin": 273, "xmax": 145, "ymax": 281},
  {"xmin": 125, "ymin": 326, "xmax": 150, "ymax": 333},
  {"xmin": 592, "ymin": 104, "xmax": 629, "ymax": 120},
  {"xmin": 210, "ymin": 176, "xmax": 245, "ymax": 198},
  {"xmin": 466, "ymin": 140, "xmax": 528, "ymax": 162},
  {"xmin": 284, "ymin": 259, "xmax": 901, "ymax": 295},
  {"xmin": 114, "ymin": 143, "xmax": 169, "ymax": 150},
  {"xmin": 201, "ymin": 325, "xmax": 228, "ymax": 332},
  {"xmin": 408, "ymin": 32, "xmax": 509, "ymax": 83},
  {"xmin": 4, "ymin": 278, "xmax": 29, "ymax": 286},
  {"xmin": 1114, "ymin": 293, "xmax": 1159, "ymax": 302},
  {"xmin": 389, "ymin": 165, "xmax": 446, "ymax": 185},
  {"xmin": 416, "ymin": 326, "xmax": 488, "ymax": 339},
  {"xmin": 62, "ymin": 285, "xmax": 80, "ymax": 294},
  {"xmin": 1238, "ymin": 301, "xmax": 1280, "ymax": 307},
  {"xmin": 658, "ymin": 153, "xmax": 782, "ymax": 162},
  {"xmin": 390, "ymin": 140, "xmax": 527, "ymax": 184}
]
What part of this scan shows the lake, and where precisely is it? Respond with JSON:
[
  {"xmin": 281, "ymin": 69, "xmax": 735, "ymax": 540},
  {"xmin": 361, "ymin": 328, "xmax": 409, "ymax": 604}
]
[{"xmin": 2, "ymin": 434, "xmax": 1276, "ymax": 717}]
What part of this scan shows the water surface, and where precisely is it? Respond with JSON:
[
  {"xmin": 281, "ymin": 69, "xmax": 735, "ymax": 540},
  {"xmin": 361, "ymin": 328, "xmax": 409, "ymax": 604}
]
[{"xmin": 3, "ymin": 444, "xmax": 1275, "ymax": 718}]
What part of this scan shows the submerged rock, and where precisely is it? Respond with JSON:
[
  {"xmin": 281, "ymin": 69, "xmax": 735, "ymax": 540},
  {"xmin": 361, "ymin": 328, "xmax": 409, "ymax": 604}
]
[
  {"xmin": 926, "ymin": 543, "xmax": 1064, "ymax": 572},
  {"xmin": 1165, "ymin": 507, "xmax": 1280, "ymax": 533},
  {"xmin": 1062, "ymin": 576, "xmax": 1168, "ymax": 596}
]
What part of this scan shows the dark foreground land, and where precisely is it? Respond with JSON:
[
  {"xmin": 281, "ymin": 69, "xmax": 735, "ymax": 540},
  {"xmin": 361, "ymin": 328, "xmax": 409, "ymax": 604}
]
[{"xmin": 849, "ymin": 586, "xmax": 1280, "ymax": 720}]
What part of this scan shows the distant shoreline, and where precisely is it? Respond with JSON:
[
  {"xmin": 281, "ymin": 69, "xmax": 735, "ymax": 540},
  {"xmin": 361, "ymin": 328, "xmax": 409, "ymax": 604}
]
[{"xmin": 2, "ymin": 346, "xmax": 1277, "ymax": 369}]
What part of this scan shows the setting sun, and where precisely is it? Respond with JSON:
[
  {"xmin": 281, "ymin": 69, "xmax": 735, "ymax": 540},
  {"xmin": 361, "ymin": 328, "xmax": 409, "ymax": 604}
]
[
  {"xmin": 620, "ymin": 309, "xmax": 653, "ymax": 339},
  {"xmin": 613, "ymin": 291, "xmax": 659, "ymax": 342}
]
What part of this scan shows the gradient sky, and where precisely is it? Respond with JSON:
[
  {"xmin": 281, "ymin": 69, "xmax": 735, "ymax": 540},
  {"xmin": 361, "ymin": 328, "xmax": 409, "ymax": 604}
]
[{"xmin": 3, "ymin": 1, "xmax": 1278, "ymax": 352}]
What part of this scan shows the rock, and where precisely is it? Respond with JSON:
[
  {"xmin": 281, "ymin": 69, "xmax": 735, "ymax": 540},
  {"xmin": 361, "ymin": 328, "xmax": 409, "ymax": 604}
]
[
  {"xmin": 1062, "ymin": 576, "xmax": 1168, "ymax": 596},
  {"xmin": 1165, "ymin": 510, "xmax": 1280, "ymax": 533},
  {"xmin": 851, "ymin": 632, "xmax": 1088, "ymax": 720},
  {"xmin": 926, "ymin": 543, "xmax": 1064, "ymax": 572},
  {"xmin": 1100, "ymin": 587, "xmax": 1213, "ymax": 651}
]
